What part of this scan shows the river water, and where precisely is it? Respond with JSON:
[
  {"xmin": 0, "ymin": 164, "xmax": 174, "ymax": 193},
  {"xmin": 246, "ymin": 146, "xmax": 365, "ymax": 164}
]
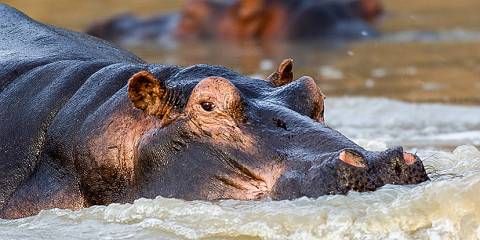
[{"xmin": 1, "ymin": 0, "xmax": 480, "ymax": 239}]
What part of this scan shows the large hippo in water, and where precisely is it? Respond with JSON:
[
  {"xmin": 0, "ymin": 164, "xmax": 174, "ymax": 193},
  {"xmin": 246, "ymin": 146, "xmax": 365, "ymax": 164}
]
[
  {"xmin": 0, "ymin": 4, "xmax": 427, "ymax": 219},
  {"xmin": 87, "ymin": 0, "xmax": 383, "ymax": 44}
]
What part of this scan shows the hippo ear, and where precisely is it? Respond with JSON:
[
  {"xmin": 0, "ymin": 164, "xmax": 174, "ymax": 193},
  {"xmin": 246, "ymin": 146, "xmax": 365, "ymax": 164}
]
[
  {"xmin": 128, "ymin": 71, "xmax": 171, "ymax": 117},
  {"xmin": 235, "ymin": 0, "xmax": 265, "ymax": 19},
  {"xmin": 266, "ymin": 58, "xmax": 294, "ymax": 87}
]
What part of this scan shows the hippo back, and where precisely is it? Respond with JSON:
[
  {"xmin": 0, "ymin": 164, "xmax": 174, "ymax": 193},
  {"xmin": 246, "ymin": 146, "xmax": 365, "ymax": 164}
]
[{"xmin": 0, "ymin": 4, "xmax": 145, "ymax": 207}]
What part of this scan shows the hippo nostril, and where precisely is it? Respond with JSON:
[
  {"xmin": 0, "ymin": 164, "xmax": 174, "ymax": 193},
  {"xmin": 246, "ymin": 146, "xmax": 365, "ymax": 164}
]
[
  {"xmin": 403, "ymin": 152, "xmax": 417, "ymax": 165},
  {"xmin": 339, "ymin": 150, "xmax": 367, "ymax": 168}
]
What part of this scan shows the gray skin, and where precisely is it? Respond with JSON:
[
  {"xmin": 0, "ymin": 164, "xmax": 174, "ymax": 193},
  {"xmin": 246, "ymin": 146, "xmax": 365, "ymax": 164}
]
[{"xmin": 0, "ymin": 4, "xmax": 428, "ymax": 219}]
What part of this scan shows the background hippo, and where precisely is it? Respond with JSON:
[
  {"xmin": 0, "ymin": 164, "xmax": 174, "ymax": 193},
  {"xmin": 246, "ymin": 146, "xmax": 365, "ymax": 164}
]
[
  {"xmin": 0, "ymin": 4, "xmax": 427, "ymax": 219},
  {"xmin": 86, "ymin": 0, "xmax": 383, "ymax": 44}
]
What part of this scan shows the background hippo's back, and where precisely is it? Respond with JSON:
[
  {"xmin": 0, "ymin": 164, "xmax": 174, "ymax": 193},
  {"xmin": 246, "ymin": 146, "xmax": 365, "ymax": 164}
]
[{"xmin": 0, "ymin": 4, "xmax": 146, "ymax": 208}]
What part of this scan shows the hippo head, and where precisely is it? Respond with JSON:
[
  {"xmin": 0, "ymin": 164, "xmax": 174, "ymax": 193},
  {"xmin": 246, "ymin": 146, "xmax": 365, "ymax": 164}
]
[
  {"xmin": 174, "ymin": 0, "xmax": 384, "ymax": 41},
  {"xmin": 125, "ymin": 59, "xmax": 429, "ymax": 201},
  {"xmin": 175, "ymin": 0, "xmax": 287, "ymax": 40}
]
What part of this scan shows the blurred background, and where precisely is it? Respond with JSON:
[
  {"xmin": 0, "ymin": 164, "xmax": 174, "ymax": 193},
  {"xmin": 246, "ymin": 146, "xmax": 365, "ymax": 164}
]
[{"xmin": 4, "ymin": 0, "xmax": 480, "ymax": 104}]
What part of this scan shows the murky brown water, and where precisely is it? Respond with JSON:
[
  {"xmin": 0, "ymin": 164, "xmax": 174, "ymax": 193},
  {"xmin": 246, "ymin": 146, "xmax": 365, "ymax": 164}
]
[
  {"xmin": 4, "ymin": 0, "xmax": 480, "ymax": 104},
  {"xmin": 1, "ymin": 1, "xmax": 480, "ymax": 239}
]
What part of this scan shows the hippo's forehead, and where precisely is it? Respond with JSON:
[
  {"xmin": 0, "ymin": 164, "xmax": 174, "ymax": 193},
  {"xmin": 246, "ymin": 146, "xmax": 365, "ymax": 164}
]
[
  {"xmin": 141, "ymin": 63, "xmax": 323, "ymax": 123},
  {"xmin": 163, "ymin": 64, "xmax": 274, "ymax": 99}
]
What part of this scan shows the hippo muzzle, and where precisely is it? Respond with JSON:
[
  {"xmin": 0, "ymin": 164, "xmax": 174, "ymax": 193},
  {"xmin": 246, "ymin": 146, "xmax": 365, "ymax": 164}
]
[{"xmin": 273, "ymin": 147, "xmax": 429, "ymax": 199}]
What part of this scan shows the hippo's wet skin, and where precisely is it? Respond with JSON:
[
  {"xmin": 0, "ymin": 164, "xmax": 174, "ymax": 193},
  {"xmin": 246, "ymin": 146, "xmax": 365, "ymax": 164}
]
[
  {"xmin": 87, "ymin": 0, "xmax": 383, "ymax": 44},
  {"xmin": 0, "ymin": 4, "xmax": 427, "ymax": 219}
]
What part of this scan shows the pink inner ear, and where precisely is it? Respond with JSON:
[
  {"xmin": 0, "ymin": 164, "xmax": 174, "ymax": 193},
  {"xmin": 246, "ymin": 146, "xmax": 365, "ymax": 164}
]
[
  {"xmin": 339, "ymin": 150, "xmax": 366, "ymax": 168},
  {"xmin": 266, "ymin": 58, "xmax": 294, "ymax": 87},
  {"xmin": 403, "ymin": 152, "xmax": 417, "ymax": 165},
  {"xmin": 127, "ymin": 71, "xmax": 170, "ymax": 116}
]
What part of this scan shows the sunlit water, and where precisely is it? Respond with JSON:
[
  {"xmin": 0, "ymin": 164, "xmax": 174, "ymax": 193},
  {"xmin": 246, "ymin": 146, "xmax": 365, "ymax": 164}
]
[{"xmin": 1, "ymin": 98, "xmax": 479, "ymax": 240}]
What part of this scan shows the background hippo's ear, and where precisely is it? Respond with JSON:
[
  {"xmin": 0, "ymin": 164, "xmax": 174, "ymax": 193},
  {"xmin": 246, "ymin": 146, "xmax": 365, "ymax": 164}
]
[
  {"xmin": 266, "ymin": 58, "xmax": 294, "ymax": 87},
  {"xmin": 235, "ymin": 0, "xmax": 266, "ymax": 19},
  {"xmin": 359, "ymin": 0, "xmax": 384, "ymax": 22},
  {"xmin": 128, "ymin": 71, "xmax": 170, "ymax": 116}
]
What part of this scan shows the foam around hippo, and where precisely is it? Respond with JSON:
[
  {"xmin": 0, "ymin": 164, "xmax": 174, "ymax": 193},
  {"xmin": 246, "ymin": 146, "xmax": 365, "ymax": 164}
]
[
  {"xmin": 0, "ymin": 4, "xmax": 427, "ymax": 219},
  {"xmin": 87, "ymin": 0, "xmax": 383, "ymax": 44}
]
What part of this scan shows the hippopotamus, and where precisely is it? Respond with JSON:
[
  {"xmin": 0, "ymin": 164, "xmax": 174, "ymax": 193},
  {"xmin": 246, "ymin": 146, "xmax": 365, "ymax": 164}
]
[
  {"xmin": 86, "ymin": 0, "xmax": 383, "ymax": 44},
  {"xmin": 0, "ymin": 4, "xmax": 427, "ymax": 219}
]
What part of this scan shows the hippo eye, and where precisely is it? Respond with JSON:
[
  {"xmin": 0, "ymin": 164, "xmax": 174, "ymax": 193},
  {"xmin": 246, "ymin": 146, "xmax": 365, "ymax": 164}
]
[{"xmin": 200, "ymin": 102, "xmax": 215, "ymax": 112}]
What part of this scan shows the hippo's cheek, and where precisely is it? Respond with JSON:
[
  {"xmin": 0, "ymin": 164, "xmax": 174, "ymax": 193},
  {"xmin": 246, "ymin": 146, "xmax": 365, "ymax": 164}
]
[
  {"xmin": 184, "ymin": 117, "xmax": 290, "ymax": 199},
  {"xmin": 208, "ymin": 160, "xmax": 287, "ymax": 201},
  {"xmin": 77, "ymin": 107, "xmax": 162, "ymax": 204},
  {"xmin": 208, "ymin": 175, "xmax": 269, "ymax": 200}
]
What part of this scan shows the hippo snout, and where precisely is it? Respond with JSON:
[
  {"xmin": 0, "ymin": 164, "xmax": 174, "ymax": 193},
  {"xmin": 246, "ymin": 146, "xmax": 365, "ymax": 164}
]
[
  {"xmin": 366, "ymin": 147, "xmax": 430, "ymax": 187},
  {"xmin": 272, "ymin": 147, "xmax": 429, "ymax": 200}
]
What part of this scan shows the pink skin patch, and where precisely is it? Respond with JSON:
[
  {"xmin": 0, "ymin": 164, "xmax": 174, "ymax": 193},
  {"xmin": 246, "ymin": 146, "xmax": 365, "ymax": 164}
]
[
  {"xmin": 339, "ymin": 150, "xmax": 366, "ymax": 168},
  {"xmin": 403, "ymin": 152, "xmax": 417, "ymax": 165}
]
